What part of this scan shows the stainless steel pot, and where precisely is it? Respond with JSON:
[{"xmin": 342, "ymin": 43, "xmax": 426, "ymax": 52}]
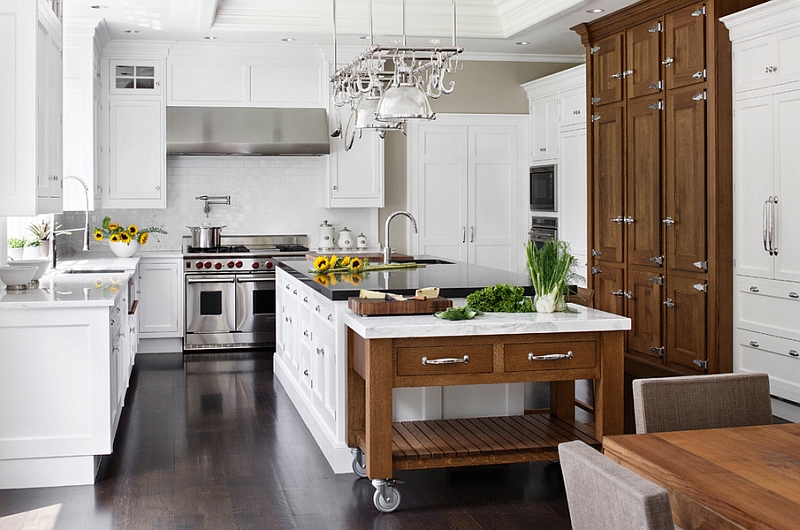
[{"xmin": 187, "ymin": 225, "xmax": 226, "ymax": 248}]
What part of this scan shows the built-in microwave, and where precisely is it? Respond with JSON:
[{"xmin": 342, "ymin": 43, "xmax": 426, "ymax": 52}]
[{"xmin": 530, "ymin": 165, "xmax": 556, "ymax": 212}]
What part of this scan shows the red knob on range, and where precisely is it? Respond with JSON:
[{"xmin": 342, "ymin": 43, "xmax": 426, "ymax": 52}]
[
  {"xmin": 235, "ymin": 261, "xmax": 243, "ymax": 268},
  {"xmin": 227, "ymin": 261, "xmax": 235, "ymax": 268},
  {"xmin": 265, "ymin": 261, "xmax": 274, "ymax": 269},
  {"xmin": 195, "ymin": 261, "xmax": 203, "ymax": 269},
  {"xmin": 214, "ymin": 262, "xmax": 222, "ymax": 269},
  {"xmin": 252, "ymin": 262, "xmax": 260, "ymax": 269},
  {"xmin": 204, "ymin": 261, "xmax": 212, "ymax": 269}
]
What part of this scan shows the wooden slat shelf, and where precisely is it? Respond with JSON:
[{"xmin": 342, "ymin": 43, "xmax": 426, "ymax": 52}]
[{"xmin": 356, "ymin": 414, "xmax": 600, "ymax": 472}]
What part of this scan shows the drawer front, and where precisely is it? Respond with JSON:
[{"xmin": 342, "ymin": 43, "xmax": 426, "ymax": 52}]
[
  {"xmin": 397, "ymin": 345, "xmax": 493, "ymax": 377},
  {"xmin": 505, "ymin": 341, "xmax": 596, "ymax": 372},
  {"xmin": 735, "ymin": 328, "xmax": 800, "ymax": 404},
  {"xmin": 735, "ymin": 277, "xmax": 800, "ymax": 341}
]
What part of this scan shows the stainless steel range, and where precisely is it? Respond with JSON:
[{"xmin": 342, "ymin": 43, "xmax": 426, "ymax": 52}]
[{"xmin": 183, "ymin": 234, "xmax": 309, "ymax": 351}]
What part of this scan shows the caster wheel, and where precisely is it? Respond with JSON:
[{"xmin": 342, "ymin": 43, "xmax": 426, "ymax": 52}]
[
  {"xmin": 352, "ymin": 449, "xmax": 367, "ymax": 478},
  {"xmin": 373, "ymin": 485, "xmax": 401, "ymax": 513}
]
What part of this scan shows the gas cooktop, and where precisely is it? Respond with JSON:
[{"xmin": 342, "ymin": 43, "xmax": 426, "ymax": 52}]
[{"xmin": 181, "ymin": 234, "xmax": 309, "ymax": 257}]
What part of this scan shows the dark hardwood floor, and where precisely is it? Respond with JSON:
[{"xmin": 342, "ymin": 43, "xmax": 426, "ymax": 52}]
[{"xmin": 0, "ymin": 352, "xmax": 572, "ymax": 530}]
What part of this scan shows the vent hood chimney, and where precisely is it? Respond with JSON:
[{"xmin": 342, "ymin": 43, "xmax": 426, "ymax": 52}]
[{"xmin": 166, "ymin": 107, "xmax": 330, "ymax": 156}]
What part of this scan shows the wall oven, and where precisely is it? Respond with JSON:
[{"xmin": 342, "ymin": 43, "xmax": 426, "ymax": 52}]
[
  {"xmin": 183, "ymin": 234, "xmax": 308, "ymax": 351},
  {"xmin": 530, "ymin": 165, "xmax": 557, "ymax": 212}
]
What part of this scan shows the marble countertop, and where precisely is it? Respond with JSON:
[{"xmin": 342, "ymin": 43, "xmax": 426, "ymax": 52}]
[
  {"xmin": 0, "ymin": 257, "xmax": 139, "ymax": 308},
  {"xmin": 277, "ymin": 257, "xmax": 535, "ymax": 301},
  {"xmin": 340, "ymin": 305, "xmax": 632, "ymax": 339}
]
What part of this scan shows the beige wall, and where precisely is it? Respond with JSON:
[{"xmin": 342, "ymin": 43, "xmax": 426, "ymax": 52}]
[{"xmin": 379, "ymin": 60, "xmax": 581, "ymax": 254}]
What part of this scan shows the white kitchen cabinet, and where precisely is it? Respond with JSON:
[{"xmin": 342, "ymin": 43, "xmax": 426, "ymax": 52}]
[
  {"xmin": 558, "ymin": 126, "xmax": 588, "ymax": 278},
  {"xmin": 409, "ymin": 115, "xmax": 527, "ymax": 273},
  {"xmin": 138, "ymin": 257, "xmax": 182, "ymax": 337},
  {"xmin": 109, "ymin": 58, "xmax": 161, "ymax": 95},
  {"xmin": 326, "ymin": 107, "xmax": 385, "ymax": 208},
  {"xmin": 528, "ymin": 96, "xmax": 559, "ymax": 163},
  {"xmin": 63, "ymin": 24, "xmax": 104, "ymax": 211},
  {"xmin": 105, "ymin": 98, "xmax": 166, "ymax": 209},
  {"xmin": 0, "ymin": 0, "xmax": 63, "ymax": 216},
  {"xmin": 724, "ymin": 0, "xmax": 800, "ymax": 414}
]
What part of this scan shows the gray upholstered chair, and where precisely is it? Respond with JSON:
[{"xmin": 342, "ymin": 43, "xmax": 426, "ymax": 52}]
[
  {"xmin": 632, "ymin": 372, "xmax": 772, "ymax": 434},
  {"xmin": 558, "ymin": 440, "xmax": 678, "ymax": 530}
]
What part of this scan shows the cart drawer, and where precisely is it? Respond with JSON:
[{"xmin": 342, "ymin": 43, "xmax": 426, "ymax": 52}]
[
  {"xmin": 397, "ymin": 345, "xmax": 493, "ymax": 376},
  {"xmin": 505, "ymin": 341, "xmax": 596, "ymax": 372}
]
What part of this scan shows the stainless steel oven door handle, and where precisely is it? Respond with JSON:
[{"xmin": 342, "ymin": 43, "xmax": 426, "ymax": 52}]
[
  {"xmin": 235, "ymin": 277, "xmax": 276, "ymax": 283},
  {"xmin": 187, "ymin": 277, "xmax": 235, "ymax": 283}
]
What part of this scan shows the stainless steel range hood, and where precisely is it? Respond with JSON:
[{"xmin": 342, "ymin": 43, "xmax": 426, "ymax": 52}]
[{"xmin": 166, "ymin": 107, "xmax": 330, "ymax": 156}]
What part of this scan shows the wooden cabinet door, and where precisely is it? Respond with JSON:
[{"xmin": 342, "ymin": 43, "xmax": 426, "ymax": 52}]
[
  {"xmin": 626, "ymin": 96, "xmax": 663, "ymax": 267},
  {"xmin": 664, "ymin": 3, "xmax": 707, "ymax": 90},
  {"xmin": 665, "ymin": 85, "xmax": 707, "ymax": 273},
  {"xmin": 592, "ymin": 262, "xmax": 626, "ymax": 316},
  {"xmin": 627, "ymin": 266, "xmax": 664, "ymax": 364},
  {"xmin": 592, "ymin": 33, "xmax": 624, "ymax": 106},
  {"xmin": 665, "ymin": 273, "xmax": 707, "ymax": 373},
  {"xmin": 592, "ymin": 102, "xmax": 626, "ymax": 263},
  {"xmin": 626, "ymin": 19, "xmax": 663, "ymax": 99}
]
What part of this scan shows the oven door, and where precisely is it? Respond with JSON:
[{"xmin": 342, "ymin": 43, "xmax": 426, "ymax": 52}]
[
  {"xmin": 235, "ymin": 273, "xmax": 276, "ymax": 342},
  {"xmin": 185, "ymin": 274, "xmax": 236, "ymax": 334}
]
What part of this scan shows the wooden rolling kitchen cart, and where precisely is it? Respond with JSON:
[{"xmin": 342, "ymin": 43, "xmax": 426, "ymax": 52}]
[{"xmin": 343, "ymin": 310, "xmax": 628, "ymax": 512}]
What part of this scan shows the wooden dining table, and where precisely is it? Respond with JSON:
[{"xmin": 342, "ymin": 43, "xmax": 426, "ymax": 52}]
[{"xmin": 603, "ymin": 422, "xmax": 800, "ymax": 530}]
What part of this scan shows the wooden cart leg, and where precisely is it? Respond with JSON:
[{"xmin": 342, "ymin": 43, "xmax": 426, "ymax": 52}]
[
  {"xmin": 595, "ymin": 330, "xmax": 624, "ymax": 439},
  {"xmin": 346, "ymin": 327, "xmax": 366, "ymax": 449},
  {"xmin": 364, "ymin": 337, "xmax": 394, "ymax": 480}
]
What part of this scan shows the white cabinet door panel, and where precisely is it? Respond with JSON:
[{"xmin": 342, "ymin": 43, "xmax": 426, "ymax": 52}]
[
  {"xmin": 774, "ymin": 89, "xmax": 800, "ymax": 282},
  {"xmin": 139, "ymin": 259, "xmax": 182, "ymax": 337},
  {"xmin": 733, "ymin": 95, "xmax": 774, "ymax": 278},
  {"xmin": 558, "ymin": 127, "xmax": 588, "ymax": 259},
  {"xmin": 169, "ymin": 62, "xmax": 247, "ymax": 103},
  {"xmin": 733, "ymin": 27, "xmax": 800, "ymax": 93}
]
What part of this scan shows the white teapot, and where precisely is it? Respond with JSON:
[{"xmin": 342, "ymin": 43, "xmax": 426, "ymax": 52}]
[{"xmin": 338, "ymin": 227, "xmax": 354, "ymax": 250}]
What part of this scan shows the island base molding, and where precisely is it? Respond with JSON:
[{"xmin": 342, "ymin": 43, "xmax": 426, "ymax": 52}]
[{"xmin": 0, "ymin": 455, "xmax": 101, "ymax": 489}]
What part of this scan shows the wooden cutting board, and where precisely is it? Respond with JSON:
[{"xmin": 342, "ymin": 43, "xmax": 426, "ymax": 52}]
[{"xmin": 348, "ymin": 296, "xmax": 452, "ymax": 316}]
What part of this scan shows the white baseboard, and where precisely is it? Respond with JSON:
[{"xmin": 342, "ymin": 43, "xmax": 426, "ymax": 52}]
[{"xmin": 137, "ymin": 337, "xmax": 183, "ymax": 353}]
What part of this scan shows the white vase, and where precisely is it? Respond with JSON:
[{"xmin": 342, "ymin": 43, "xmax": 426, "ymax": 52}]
[
  {"xmin": 22, "ymin": 246, "xmax": 40, "ymax": 260},
  {"xmin": 109, "ymin": 240, "xmax": 139, "ymax": 258}
]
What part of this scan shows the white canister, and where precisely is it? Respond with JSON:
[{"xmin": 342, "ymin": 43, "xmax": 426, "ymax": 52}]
[
  {"xmin": 338, "ymin": 227, "xmax": 354, "ymax": 250},
  {"xmin": 356, "ymin": 233, "xmax": 368, "ymax": 250},
  {"xmin": 319, "ymin": 220, "xmax": 335, "ymax": 250}
]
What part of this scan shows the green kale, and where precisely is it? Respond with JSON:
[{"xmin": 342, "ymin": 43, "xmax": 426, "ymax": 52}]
[{"xmin": 465, "ymin": 284, "xmax": 534, "ymax": 313}]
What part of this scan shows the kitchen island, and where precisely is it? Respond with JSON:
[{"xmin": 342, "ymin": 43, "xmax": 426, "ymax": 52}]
[
  {"xmin": 274, "ymin": 258, "xmax": 630, "ymax": 484},
  {"xmin": 0, "ymin": 259, "xmax": 139, "ymax": 489}
]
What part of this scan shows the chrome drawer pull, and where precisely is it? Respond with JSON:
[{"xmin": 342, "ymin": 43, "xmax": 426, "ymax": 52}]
[
  {"xmin": 528, "ymin": 351, "xmax": 574, "ymax": 362},
  {"xmin": 789, "ymin": 292, "xmax": 799, "ymax": 299},
  {"xmin": 789, "ymin": 350, "xmax": 799, "ymax": 357},
  {"xmin": 750, "ymin": 341, "xmax": 759, "ymax": 348},
  {"xmin": 422, "ymin": 355, "xmax": 469, "ymax": 365},
  {"xmin": 750, "ymin": 286, "xmax": 760, "ymax": 293}
]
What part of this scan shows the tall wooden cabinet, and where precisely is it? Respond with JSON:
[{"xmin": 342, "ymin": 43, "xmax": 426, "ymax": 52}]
[{"xmin": 573, "ymin": 0, "xmax": 766, "ymax": 378}]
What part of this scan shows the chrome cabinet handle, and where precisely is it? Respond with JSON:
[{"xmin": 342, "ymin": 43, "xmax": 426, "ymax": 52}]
[
  {"xmin": 470, "ymin": 226, "xmax": 474, "ymax": 243},
  {"xmin": 315, "ymin": 305, "xmax": 321, "ymax": 312},
  {"xmin": 316, "ymin": 347, "xmax": 324, "ymax": 355},
  {"xmin": 462, "ymin": 226, "xmax": 466, "ymax": 244},
  {"xmin": 422, "ymin": 355, "xmax": 469, "ymax": 365},
  {"xmin": 327, "ymin": 314, "xmax": 334, "ymax": 321},
  {"xmin": 769, "ymin": 196, "xmax": 778, "ymax": 256},
  {"xmin": 662, "ymin": 57, "xmax": 674, "ymax": 66},
  {"xmin": 663, "ymin": 298, "xmax": 675, "ymax": 308},
  {"xmin": 790, "ymin": 350, "xmax": 799, "ymax": 357},
  {"xmin": 763, "ymin": 198, "xmax": 770, "ymax": 253},
  {"xmin": 528, "ymin": 351, "xmax": 573, "ymax": 362},
  {"xmin": 789, "ymin": 292, "xmax": 799, "ymax": 299},
  {"xmin": 750, "ymin": 286, "xmax": 760, "ymax": 293},
  {"xmin": 303, "ymin": 296, "xmax": 308, "ymax": 303},
  {"xmin": 611, "ymin": 216, "xmax": 625, "ymax": 224},
  {"xmin": 750, "ymin": 341, "xmax": 760, "ymax": 348},
  {"xmin": 663, "ymin": 217, "xmax": 675, "ymax": 226},
  {"xmin": 610, "ymin": 71, "xmax": 624, "ymax": 79}
]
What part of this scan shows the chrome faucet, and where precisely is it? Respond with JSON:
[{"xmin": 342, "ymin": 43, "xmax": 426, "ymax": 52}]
[
  {"xmin": 53, "ymin": 175, "xmax": 91, "ymax": 268},
  {"xmin": 383, "ymin": 211, "xmax": 418, "ymax": 264}
]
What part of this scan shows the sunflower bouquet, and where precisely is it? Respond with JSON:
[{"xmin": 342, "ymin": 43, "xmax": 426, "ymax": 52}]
[
  {"xmin": 94, "ymin": 216, "xmax": 168, "ymax": 246},
  {"xmin": 311, "ymin": 254, "xmax": 368, "ymax": 274}
]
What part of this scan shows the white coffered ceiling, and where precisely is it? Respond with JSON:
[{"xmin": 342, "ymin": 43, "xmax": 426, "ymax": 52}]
[{"xmin": 65, "ymin": 0, "xmax": 640, "ymax": 57}]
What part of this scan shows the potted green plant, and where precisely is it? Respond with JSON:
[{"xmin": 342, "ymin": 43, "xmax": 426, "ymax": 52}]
[
  {"xmin": 525, "ymin": 239, "xmax": 581, "ymax": 313},
  {"xmin": 7, "ymin": 237, "xmax": 25, "ymax": 261},
  {"xmin": 28, "ymin": 219, "xmax": 53, "ymax": 257}
]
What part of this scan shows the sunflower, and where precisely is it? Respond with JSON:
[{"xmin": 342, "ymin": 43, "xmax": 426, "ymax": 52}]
[
  {"xmin": 340, "ymin": 256, "xmax": 351, "ymax": 267},
  {"xmin": 349, "ymin": 257, "xmax": 363, "ymax": 271},
  {"xmin": 349, "ymin": 274, "xmax": 363, "ymax": 285},
  {"xmin": 119, "ymin": 232, "xmax": 130, "ymax": 242},
  {"xmin": 108, "ymin": 223, "xmax": 119, "ymax": 231},
  {"xmin": 330, "ymin": 254, "xmax": 339, "ymax": 267},
  {"xmin": 127, "ymin": 224, "xmax": 138, "ymax": 235},
  {"xmin": 138, "ymin": 232, "xmax": 149, "ymax": 245},
  {"xmin": 94, "ymin": 230, "xmax": 104, "ymax": 241},
  {"xmin": 109, "ymin": 233, "xmax": 121, "ymax": 243},
  {"xmin": 314, "ymin": 274, "xmax": 330, "ymax": 287},
  {"xmin": 314, "ymin": 256, "xmax": 330, "ymax": 272},
  {"xmin": 94, "ymin": 216, "xmax": 167, "ymax": 246}
]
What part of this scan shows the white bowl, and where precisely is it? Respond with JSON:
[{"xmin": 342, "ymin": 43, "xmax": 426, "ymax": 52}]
[
  {"xmin": 7, "ymin": 258, "xmax": 50, "ymax": 281},
  {"xmin": 0, "ymin": 266, "xmax": 37, "ymax": 288}
]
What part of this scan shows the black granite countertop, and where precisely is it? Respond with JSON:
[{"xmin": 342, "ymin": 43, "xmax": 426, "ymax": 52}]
[{"xmin": 276, "ymin": 257, "xmax": 534, "ymax": 301}]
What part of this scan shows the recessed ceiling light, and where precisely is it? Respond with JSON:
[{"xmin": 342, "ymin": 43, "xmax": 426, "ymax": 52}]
[
  {"xmin": 124, "ymin": 29, "xmax": 139, "ymax": 34},
  {"xmin": 516, "ymin": 41, "xmax": 530, "ymax": 46},
  {"xmin": 282, "ymin": 38, "xmax": 296, "ymax": 42},
  {"xmin": 587, "ymin": 8, "xmax": 605, "ymax": 13},
  {"xmin": 203, "ymin": 36, "xmax": 217, "ymax": 40}
]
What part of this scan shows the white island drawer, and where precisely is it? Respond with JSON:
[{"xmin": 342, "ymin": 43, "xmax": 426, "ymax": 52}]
[
  {"xmin": 735, "ymin": 277, "xmax": 800, "ymax": 341},
  {"xmin": 735, "ymin": 328, "xmax": 800, "ymax": 405}
]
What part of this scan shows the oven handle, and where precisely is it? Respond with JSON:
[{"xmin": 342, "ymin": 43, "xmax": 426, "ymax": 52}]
[
  {"xmin": 187, "ymin": 277, "xmax": 235, "ymax": 283},
  {"xmin": 236, "ymin": 277, "xmax": 275, "ymax": 283}
]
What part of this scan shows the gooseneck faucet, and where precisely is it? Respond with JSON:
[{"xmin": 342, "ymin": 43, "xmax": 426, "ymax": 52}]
[
  {"xmin": 53, "ymin": 175, "xmax": 91, "ymax": 268},
  {"xmin": 383, "ymin": 211, "xmax": 418, "ymax": 264}
]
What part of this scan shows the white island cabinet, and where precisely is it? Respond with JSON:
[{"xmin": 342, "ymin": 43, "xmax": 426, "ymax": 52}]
[{"xmin": 0, "ymin": 264, "xmax": 138, "ymax": 489}]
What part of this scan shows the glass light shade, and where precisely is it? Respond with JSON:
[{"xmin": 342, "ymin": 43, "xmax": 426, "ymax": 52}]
[{"xmin": 375, "ymin": 85, "xmax": 435, "ymax": 123}]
